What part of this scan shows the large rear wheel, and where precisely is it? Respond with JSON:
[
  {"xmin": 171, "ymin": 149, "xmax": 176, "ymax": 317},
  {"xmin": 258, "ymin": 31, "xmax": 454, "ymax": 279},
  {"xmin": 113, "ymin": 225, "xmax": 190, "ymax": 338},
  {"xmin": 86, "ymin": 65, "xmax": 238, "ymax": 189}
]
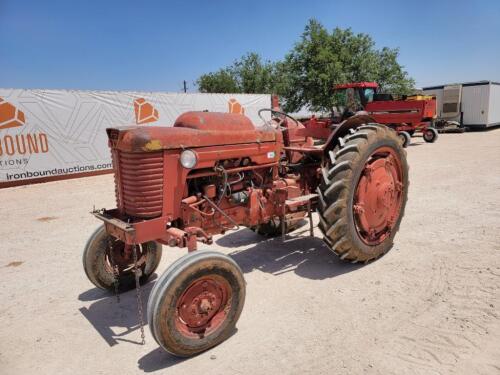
[
  {"xmin": 317, "ymin": 124, "xmax": 409, "ymax": 263},
  {"xmin": 148, "ymin": 250, "xmax": 245, "ymax": 357}
]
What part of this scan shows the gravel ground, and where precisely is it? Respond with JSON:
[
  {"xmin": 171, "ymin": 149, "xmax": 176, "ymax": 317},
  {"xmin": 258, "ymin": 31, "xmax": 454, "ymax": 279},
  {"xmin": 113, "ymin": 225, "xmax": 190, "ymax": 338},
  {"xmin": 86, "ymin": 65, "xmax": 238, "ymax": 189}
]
[{"xmin": 1, "ymin": 129, "xmax": 499, "ymax": 375}]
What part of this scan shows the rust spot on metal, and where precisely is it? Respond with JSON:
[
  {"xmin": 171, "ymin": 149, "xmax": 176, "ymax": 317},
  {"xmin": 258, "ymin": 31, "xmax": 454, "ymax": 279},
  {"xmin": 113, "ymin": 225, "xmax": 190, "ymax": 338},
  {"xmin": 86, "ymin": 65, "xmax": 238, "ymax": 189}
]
[{"xmin": 144, "ymin": 139, "xmax": 162, "ymax": 151}]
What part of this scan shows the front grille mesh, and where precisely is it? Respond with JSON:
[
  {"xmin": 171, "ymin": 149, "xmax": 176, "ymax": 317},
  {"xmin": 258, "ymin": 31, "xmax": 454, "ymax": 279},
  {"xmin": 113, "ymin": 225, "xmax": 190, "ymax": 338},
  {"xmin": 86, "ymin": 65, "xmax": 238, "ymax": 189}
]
[{"xmin": 114, "ymin": 151, "xmax": 164, "ymax": 218}]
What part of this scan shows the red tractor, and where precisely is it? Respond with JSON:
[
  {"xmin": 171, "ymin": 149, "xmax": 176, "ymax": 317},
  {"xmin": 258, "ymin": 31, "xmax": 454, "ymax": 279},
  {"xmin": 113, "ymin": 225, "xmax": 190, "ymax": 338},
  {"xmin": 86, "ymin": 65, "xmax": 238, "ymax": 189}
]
[
  {"xmin": 304, "ymin": 82, "xmax": 439, "ymax": 147},
  {"xmin": 83, "ymin": 105, "xmax": 409, "ymax": 357}
]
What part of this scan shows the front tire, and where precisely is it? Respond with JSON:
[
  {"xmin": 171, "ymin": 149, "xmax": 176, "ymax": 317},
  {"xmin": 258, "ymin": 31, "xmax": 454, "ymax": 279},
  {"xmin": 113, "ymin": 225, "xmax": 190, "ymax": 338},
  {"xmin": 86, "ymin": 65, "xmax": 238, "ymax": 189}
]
[
  {"xmin": 82, "ymin": 225, "xmax": 162, "ymax": 291},
  {"xmin": 398, "ymin": 131, "xmax": 411, "ymax": 147},
  {"xmin": 317, "ymin": 124, "xmax": 409, "ymax": 263},
  {"xmin": 423, "ymin": 127, "xmax": 438, "ymax": 143},
  {"xmin": 148, "ymin": 251, "xmax": 246, "ymax": 357}
]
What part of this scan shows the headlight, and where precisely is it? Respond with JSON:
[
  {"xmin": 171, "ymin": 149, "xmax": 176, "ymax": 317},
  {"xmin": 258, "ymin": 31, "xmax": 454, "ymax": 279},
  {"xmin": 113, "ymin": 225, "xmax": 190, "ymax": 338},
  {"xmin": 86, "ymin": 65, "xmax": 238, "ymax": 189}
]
[{"xmin": 180, "ymin": 149, "xmax": 197, "ymax": 169}]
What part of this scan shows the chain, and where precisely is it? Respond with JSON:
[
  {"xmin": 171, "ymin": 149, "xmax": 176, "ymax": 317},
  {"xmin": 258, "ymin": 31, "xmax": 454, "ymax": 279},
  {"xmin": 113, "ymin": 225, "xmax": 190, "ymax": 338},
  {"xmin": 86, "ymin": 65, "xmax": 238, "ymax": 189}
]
[
  {"xmin": 133, "ymin": 244, "xmax": 146, "ymax": 345},
  {"xmin": 107, "ymin": 236, "xmax": 120, "ymax": 303}
]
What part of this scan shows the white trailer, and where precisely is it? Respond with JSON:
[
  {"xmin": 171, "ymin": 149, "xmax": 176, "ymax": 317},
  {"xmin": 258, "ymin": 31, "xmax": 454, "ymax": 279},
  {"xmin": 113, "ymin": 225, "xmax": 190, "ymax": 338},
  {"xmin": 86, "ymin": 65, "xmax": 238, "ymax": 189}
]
[{"xmin": 422, "ymin": 81, "xmax": 500, "ymax": 128}]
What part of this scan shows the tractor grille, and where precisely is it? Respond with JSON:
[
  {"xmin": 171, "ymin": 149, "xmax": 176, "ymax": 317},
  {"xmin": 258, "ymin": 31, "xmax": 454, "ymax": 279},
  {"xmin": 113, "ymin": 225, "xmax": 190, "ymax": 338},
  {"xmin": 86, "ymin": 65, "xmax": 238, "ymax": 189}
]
[{"xmin": 113, "ymin": 151, "xmax": 164, "ymax": 218}]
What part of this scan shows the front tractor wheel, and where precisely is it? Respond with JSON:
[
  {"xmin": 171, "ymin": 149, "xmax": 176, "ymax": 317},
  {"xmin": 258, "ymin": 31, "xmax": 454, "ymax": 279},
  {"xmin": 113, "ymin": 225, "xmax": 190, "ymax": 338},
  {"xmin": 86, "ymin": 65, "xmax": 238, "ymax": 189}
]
[
  {"xmin": 82, "ymin": 225, "xmax": 162, "ymax": 292},
  {"xmin": 148, "ymin": 251, "xmax": 246, "ymax": 357},
  {"xmin": 317, "ymin": 124, "xmax": 409, "ymax": 263}
]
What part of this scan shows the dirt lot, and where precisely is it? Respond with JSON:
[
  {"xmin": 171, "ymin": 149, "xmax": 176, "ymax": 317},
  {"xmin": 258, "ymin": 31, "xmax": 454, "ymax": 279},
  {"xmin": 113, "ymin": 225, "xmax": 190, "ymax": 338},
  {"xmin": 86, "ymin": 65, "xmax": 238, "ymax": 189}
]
[{"xmin": 1, "ymin": 129, "xmax": 499, "ymax": 375}]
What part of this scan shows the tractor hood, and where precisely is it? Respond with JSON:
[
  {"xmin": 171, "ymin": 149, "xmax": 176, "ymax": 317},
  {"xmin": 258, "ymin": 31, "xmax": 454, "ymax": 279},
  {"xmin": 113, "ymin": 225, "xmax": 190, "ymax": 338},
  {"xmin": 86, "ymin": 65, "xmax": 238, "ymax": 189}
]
[{"xmin": 107, "ymin": 111, "xmax": 279, "ymax": 152}]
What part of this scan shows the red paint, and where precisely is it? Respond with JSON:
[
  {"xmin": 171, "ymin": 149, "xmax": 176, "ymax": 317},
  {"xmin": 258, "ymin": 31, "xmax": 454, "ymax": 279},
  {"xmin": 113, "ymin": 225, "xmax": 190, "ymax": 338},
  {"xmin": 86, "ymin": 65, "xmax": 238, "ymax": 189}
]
[
  {"xmin": 94, "ymin": 109, "xmax": 405, "ymax": 257},
  {"xmin": 366, "ymin": 99, "xmax": 436, "ymax": 125},
  {"xmin": 353, "ymin": 147, "xmax": 404, "ymax": 245},
  {"xmin": 174, "ymin": 111, "xmax": 255, "ymax": 131},
  {"xmin": 175, "ymin": 276, "xmax": 230, "ymax": 337},
  {"xmin": 115, "ymin": 151, "xmax": 164, "ymax": 218},
  {"xmin": 107, "ymin": 112, "xmax": 278, "ymax": 153},
  {"xmin": 302, "ymin": 82, "xmax": 437, "ymax": 137}
]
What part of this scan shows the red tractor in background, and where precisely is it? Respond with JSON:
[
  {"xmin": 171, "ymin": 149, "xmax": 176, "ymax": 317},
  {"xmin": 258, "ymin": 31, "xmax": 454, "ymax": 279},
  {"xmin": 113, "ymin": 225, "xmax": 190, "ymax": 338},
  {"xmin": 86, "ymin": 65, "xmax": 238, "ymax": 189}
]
[
  {"xmin": 303, "ymin": 82, "xmax": 439, "ymax": 147},
  {"xmin": 82, "ymin": 102, "xmax": 409, "ymax": 357}
]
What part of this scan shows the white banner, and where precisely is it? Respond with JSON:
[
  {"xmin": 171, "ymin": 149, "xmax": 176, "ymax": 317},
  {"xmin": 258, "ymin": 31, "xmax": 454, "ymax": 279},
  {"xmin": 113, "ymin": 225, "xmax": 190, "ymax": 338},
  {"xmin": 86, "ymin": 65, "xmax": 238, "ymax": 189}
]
[{"xmin": 0, "ymin": 89, "xmax": 271, "ymax": 185}]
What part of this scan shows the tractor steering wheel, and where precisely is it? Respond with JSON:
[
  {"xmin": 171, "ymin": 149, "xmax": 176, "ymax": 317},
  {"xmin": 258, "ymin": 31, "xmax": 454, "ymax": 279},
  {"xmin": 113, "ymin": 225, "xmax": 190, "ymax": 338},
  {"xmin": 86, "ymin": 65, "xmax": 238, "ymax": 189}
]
[{"xmin": 258, "ymin": 108, "xmax": 300, "ymax": 130}]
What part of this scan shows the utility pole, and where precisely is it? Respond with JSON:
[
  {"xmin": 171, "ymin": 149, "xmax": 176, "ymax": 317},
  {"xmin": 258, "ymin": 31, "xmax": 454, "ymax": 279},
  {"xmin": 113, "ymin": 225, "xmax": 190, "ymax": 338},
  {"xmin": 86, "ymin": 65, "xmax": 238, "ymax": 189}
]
[{"xmin": 183, "ymin": 80, "xmax": 187, "ymax": 93}]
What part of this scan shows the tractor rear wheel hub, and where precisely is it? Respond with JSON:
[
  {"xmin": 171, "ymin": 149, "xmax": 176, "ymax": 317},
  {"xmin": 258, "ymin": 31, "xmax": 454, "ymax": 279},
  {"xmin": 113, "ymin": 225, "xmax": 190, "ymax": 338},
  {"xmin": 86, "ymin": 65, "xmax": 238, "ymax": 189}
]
[{"xmin": 354, "ymin": 147, "xmax": 404, "ymax": 245}]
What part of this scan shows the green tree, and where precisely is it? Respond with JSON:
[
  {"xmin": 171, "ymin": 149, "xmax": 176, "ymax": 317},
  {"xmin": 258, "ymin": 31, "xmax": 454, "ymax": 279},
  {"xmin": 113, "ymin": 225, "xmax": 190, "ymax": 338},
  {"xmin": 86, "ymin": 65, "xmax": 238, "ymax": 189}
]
[
  {"xmin": 376, "ymin": 47, "xmax": 415, "ymax": 96},
  {"xmin": 197, "ymin": 53, "xmax": 275, "ymax": 94},
  {"xmin": 277, "ymin": 19, "xmax": 415, "ymax": 112},
  {"xmin": 196, "ymin": 68, "xmax": 239, "ymax": 93},
  {"xmin": 196, "ymin": 19, "xmax": 415, "ymax": 113}
]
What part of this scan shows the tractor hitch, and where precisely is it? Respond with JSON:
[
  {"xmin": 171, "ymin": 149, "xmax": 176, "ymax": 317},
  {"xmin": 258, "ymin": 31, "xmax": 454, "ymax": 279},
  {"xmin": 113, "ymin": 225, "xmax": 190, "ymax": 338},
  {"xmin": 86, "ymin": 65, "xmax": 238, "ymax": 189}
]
[
  {"xmin": 91, "ymin": 208, "xmax": 211, "ymax": 251},
  {"xmin": 92, "ymin": 208, "xmax": 168, "ymax": 245}
]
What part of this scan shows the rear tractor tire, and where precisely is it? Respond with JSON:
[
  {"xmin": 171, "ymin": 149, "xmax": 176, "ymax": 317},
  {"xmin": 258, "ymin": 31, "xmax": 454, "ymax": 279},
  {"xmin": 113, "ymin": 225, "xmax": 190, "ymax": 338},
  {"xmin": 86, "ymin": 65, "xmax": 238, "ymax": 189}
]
[
  {"xmin": 148, "ymin": 250, "xmax": 246, "ymax": 357},
  {"xmin": 317, "ymin": 123, "xmax": 409, "ymax": 263},
  {"xmin": 83, "ymin": 225, "xmax": 162, "ymax": 292},
  {"xmin": 423, "ymin": 127, "xmax": 438, "ymax": 143}
]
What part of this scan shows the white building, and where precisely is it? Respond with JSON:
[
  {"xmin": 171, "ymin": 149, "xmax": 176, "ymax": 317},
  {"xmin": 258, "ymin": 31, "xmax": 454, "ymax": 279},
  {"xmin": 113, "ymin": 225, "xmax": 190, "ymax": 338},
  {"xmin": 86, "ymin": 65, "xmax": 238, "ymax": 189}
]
[{"xmin": 422, "ymin": 81, "xmax": 500, "ymax": 128}]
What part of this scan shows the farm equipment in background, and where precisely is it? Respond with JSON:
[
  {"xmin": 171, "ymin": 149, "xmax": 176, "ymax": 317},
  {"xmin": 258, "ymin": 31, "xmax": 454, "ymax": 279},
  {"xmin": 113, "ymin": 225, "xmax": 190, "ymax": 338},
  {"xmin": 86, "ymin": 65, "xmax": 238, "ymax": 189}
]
[
  {"xmin": 303, "ymin": 82, "xmax": 439, "ymax": 147},
  {"xmin": 82, "ymin": 104, "xmax": 409, "ymax": 357},
  {"xmin": 432, "ymin": 84, "xmax": 465, "ymax": 133},
  {"xmin": 434, "ymin": 119, "xmax": 465, "ymax": 133}
]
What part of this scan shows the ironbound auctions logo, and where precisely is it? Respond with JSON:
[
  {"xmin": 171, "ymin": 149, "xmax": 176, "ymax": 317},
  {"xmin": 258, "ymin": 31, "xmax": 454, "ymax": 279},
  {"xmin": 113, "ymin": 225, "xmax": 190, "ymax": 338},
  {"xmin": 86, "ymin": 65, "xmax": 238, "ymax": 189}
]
[
  {"xmin": 228, "ymin": 98, "xmax": 245, "ymax": 114},
  {"xmin": 134, "ymin": 98, "xmax": 159, "ymax": 124},
  {"xmin": 0, "ymin": 97, "xmax": 49, "ymax": 157}
]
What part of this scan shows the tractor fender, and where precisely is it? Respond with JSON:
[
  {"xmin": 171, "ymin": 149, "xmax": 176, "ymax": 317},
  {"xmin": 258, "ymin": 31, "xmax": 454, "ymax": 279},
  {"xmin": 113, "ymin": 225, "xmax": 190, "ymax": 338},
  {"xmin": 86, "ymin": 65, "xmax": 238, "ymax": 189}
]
[{"xmin": 323, "ymin": 113, "xmax": 375, "ymax": 153}]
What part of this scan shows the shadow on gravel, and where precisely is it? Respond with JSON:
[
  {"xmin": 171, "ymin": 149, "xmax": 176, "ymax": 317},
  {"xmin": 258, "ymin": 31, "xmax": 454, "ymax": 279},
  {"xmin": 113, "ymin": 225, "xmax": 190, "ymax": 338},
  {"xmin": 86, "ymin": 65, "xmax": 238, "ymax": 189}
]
[
  {"xmin": 138, "ymin": 347, "xmax": 186, "ymax": 372},
  {"xmin": 79, "ymin": 226, "xmax": 363, "ymax": 371},
  {"xmin": 137, "ymin": 329, "xmax": 238, "ymax": 372},
  {"xmin": 78, "ymin": 273, "xmax": 158, "ymax": 302},
  {"xmin": 78, "ymin": 287, "xmax": 110, "ymax": 302},
  {"xmin": 215, "ymin": 221, "xmax": 308, "ymax": 248},
  {"xmin": 78, "ymin": 281, "xmax": 155, "ymax": 347},
  {"xmin": 78, "ymin": 280, "xmax": 189, "ymax": 371},
  {"xmin": 219, "ymin": 227, "xmax": 363, "ymax": 280}
]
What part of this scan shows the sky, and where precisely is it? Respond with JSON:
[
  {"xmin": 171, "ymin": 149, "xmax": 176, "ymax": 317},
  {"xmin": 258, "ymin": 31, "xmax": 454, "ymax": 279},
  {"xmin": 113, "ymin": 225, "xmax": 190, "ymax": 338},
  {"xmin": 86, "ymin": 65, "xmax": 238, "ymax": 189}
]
[{"xmin": 1, "ymin": 0, "xmax": 499, "ymax": 92}]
